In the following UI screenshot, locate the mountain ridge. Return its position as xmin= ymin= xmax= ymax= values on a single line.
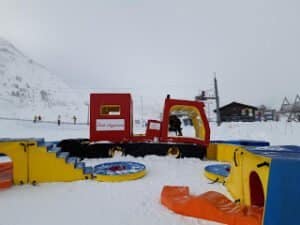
xmin=0 ymin=38 xmax=86 ymax=121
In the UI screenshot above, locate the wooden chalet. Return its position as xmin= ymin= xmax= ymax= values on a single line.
xmin=217 ymin=102 xmax=258 ymax=122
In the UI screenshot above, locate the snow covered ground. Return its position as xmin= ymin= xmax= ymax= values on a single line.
xmin=0 ymin=119 xmax=299 ymax=225
xmin=211 ymin=121 xmax=300 ymax=145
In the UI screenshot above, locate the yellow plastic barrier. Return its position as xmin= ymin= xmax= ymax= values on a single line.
xmin=0 ymin=139 xmax=149 ymax=185
xmin=0 ymin=140 xmax=90 ymax=185
xmin=225 ymin=148 xmax=271 ymax=206
xmin=208 ymin=143 xmax=271 ymax=207
xmin=28 ymin=146 xmax=88 ymax=183
xmin=206 ymin=143 xmax=217 ymax=160
xmin=0 ymin=141 xmax=31 ymax=184
xmin=207 ymin=143 xmax=240 ymax=162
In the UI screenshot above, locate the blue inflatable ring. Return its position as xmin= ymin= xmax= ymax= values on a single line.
xmin=94 ymin=161 xmax=146 ymax=182
xmin=204 ymin=164 xmax=231 ymax=183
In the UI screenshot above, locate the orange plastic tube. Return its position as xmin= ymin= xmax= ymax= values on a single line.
xmin=161 ymin=186 xmax=263 ymax=225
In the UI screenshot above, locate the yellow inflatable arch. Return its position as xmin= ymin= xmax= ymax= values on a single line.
xmin=169 ymin=105 xmax=206 ymax=140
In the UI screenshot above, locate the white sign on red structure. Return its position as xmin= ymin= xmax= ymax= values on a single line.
xmin=96 ymin=119 xmax=125 ymax=131
xmin=149 ymin=122 xmax=160 ymax=130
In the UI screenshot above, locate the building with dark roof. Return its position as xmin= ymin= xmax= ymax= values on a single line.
xmin=216 ymin=102 xmax=258 ymax=122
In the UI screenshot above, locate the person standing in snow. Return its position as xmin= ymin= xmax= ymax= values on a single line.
xmin=57 ymin=115 xmax=61 ymax=126
xmin=169 ymin=115 xmax=183 ymax=136
xmin=72 ymin=115 xmax=77 ymax=125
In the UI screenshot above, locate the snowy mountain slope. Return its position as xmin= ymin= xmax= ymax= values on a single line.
xmin=0 ymin=37 xmax=189 ymax=125
xmin=0 ymin=38 xmax=86 ymax=121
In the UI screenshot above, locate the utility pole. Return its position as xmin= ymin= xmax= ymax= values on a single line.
xmin=195 ymin=75 xmax=222 ymax=126
xmin=87 ymin=103 xmax=90 ymax=125
xmin=140 ymin=96 xmax=144 ymax=127
xmin=214 ymin=74 xmax=221 ymax=126
xmin=85 ymin=102 xmax=90 ymax=125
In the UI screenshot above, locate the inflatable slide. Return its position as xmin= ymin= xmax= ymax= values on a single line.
xmin=161 ymin=185 xmax=263 ymax=225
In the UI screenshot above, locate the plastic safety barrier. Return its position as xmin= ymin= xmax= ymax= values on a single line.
xmin=161 ymin=186 xmax=263 ymax=225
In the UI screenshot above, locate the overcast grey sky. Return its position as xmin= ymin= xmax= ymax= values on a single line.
xmin=1 ymin=0 xmax=300 ymax=108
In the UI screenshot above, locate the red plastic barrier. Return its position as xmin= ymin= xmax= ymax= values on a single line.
xmin=0 ymin=162 xmax=13 ymax=189
xmin=161 ymin=186 xmax=263 ymax=225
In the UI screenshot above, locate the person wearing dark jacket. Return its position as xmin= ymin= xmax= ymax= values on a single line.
xmin=72 ymin=115 xmax=77 ymax=124
xmin=169 ymin=115 xmax=183 ymax=136
xmin=57 ymin=115 xmax=61 ymax=126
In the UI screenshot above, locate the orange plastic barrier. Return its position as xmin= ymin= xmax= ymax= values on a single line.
xmin=0 ymin=162 xmax=13 ymax=189
xmin=161 ymin=186 xmax=263 ymax=225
